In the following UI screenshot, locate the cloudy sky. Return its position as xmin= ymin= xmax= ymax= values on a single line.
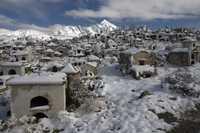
xmin=0 ymin=0 xmax=200 ymax=29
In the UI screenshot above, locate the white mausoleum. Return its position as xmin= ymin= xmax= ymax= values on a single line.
xmin=0 ymin=62 xmax=25 ymax=76
xmin=7 ymin=72 xmax=67 ymax=119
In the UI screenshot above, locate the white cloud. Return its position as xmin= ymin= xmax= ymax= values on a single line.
xmin=65 ymin=0 xmax=200 ymax=19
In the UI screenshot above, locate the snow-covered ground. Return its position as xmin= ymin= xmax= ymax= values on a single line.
xmin=0 ymin=64 xmax=199 ymax=133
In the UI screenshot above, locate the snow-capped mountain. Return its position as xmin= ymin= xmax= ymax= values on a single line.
xmin=0 ymin=20 xmax=118 ymax=40
xmin=0 ymin=29 xmax=51 ymax=40
xmin=48 ymin=25 xmax=82 ymax=40
xmin=99 ymin=19 xmax=118 ymax=31
xmin=49 ymin=19 xmax=118 ymax=38
xmin=12 ymin=29 xmax=50 ymax=40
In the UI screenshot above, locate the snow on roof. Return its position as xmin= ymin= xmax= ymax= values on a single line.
xmin=30 ymin=105 xmax=50 ymax=111
xmin=46 ymin=48 xmax=54 ymax=53
xmin=61 ymin=63 xmax=79 ymax=74
xmin=135 ymin=38 xmax=142 ymax=41
xmin=7 ymin=72 xmax=66 ymax=85
xmin=42 ymin=61 xmax=64 ymax=70
xmin=124 ymin=48 xmax=153 ymax=55
xmin=50 ymin=61 xmax=64 ymax=68
xmin=183 ymin=37 xmax=196 ymax=42
xmin=88 ymin=55 xmax=100 ymax=61
xmin=123 ymin=48 xmax=139 ymax=54
xmin=70 ymin=58 xmax=86 ymax=63
xmin=0 ymin=75 xmax=14 ymax=82
xmin=131 ymin=65 xmax=154 ymax=73
xmin=12 ymin=50 xmax=28 ymax=56
xmin=171 ymin=48 xmax=189 ymax=53
xmin=13 ymin=45 xmax=25 ymax=48
xmin=47 ymin=42 xmax=57 ymax=46
xmin=87 ymin=62 xmax=98 ymax=68
xmin=35 ymin=46 xmax=43 ymax=50
xmin=40 ymin=57 xmax=52 ymax=61
xmin=54 ymin=51 xmax=62 ymax=55
xmin=0 ymin=62 xmax=23 ymax=67
xmin=108 ymin=39 xmax=118 ymax=46
xmin=84 ymin=43 xmax=92 ymax=47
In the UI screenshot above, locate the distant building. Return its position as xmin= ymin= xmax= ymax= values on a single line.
xmin=0 ymin=62 xmax=25 ymax=76
xmin=192 ymin=43 xmax=200 ymax=63
xmin=61 ymin=63 xmax=81 ymax=91
xmin=81 ymin=62 xmax=99 ymax=78
xmin=11 ymin=48 xmax=33 ymax=63
xmin=119 ymin=48 xmax=156 ymax=73
xmin=167 ymin=48 xmax=191 ymax=66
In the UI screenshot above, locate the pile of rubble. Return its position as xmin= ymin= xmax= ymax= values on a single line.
xmin=165 ymin=68 xmax=200 ymax=97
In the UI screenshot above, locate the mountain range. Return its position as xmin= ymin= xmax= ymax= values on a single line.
xmin=0 ymin=20 xmax=118 ymax=40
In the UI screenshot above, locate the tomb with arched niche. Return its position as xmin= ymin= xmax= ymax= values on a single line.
xmin=0 ymin=62 xmax=25 ymax=76
xmin=7 ymin=72 xmax=67 ymax=119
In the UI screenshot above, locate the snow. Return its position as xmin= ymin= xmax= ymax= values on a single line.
xmin=100 ymin=19 xmax=118 ymax=31
xmin=61 ymin=63 xmax=79 ymax=74
xmin=71 ymin=64 xmax=193 ymax=133
xmin=54 ymin=51 xmax=62 ymax=56
xmin=11 ymin=29 xmax=50 ymax=40
xmin=46 ymin=48 xmax=54 ymax=53
xmin=0 ymin=63 xmax=198 ymax=133
xmin=0 ymin=20 xmax=118 ymax=41
xmin=49 ymin=24 xmax=83 ymax=39
xmin=12 ymin=50 xmax=28 ymax=56
xmin=88 ymin=55 xmax=100 ymax=61
xmin=1 ymin=57 xmax=199 ymax=133
xmin=44 ymin=65 xmax=197 ymax=132
xmin=39 ymin=118 xmax=54 ymax=130
xmin=6 ymin=72 xmax=66 ymax=85
xmin=0 ymin=29 xmax=11 ymax=35
xmin=124 ymin=47 xmax=139 ymax=54
xmin=47 ymin=42 xmax=57 ymax=47
xmin=44 ymin=61 xmax=64 ymax=69
xmin=40 ymin=57 xmax=52 ymax=61
xmin=0 ymin=62 xmax=23 ymax=67
xmin=87 ymin=62 xmax=98 ymax=68
xmin=172 ymin=47 xmax=189 ymax=52
xmin=164 ymin=64 xmax=200 ymax=97
xmin=0 ymin=76 xmax=13 ymax=82
xmin=131 ymin=65 xmax=154 ymax=73
xmin=30 ymin=105 xmax=50 ymax=111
